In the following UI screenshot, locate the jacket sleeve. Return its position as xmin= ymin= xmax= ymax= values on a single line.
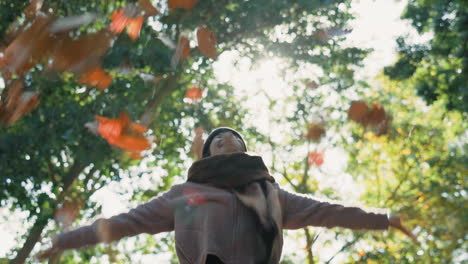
xmin=55 ymin=186 xmax=177 ymax=250
xmin=279 ymin=188 xmax=389 ymax=230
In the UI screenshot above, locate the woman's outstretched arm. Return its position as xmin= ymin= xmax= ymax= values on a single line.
xmin=38 ymin=186 xmax=178 ymax=260
xmin=278 ymin=187 xmax=417 ymax=242
xmin=279 ymin=187 xmax=388 ymax=230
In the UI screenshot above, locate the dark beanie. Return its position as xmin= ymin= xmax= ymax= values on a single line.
xmin=202 ymin=127 xmax=247 ymax=158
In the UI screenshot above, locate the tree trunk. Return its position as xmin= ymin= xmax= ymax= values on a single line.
xmin=11 ymin=217 xmax=49 ymax=264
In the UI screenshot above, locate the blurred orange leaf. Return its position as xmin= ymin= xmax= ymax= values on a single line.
xmin=308 ymin=152 xmax=324 ymax=167
xmin=126 ymin=16 xmax=144 ymax=40
xmin=1 ymin=15 xmax=55 ymax=75
xmin=171 ymin=36 xmax=190 ymax=67
xmin=348 ymin=101 xmax=390 ymax=136
xmin=109 ymin=8 xmax=144 ymax=40
xmin=306 ymin=123 xmax=325 ymax=142
xmin=197 ymin=27 xmax=217 ymax=59
xmin=94 ymin=112 xmax=150 ymax=159
xmin=78 ymin=68 xmax=112 ymax=91
xmin=348 ymin=101 xmax=369 ymax=124
xmin=190 ymin=126 xmax=205 ymax=160
xmin=0 ymin=80 xmax=40 ymax=126
xmin=54 ymin=200 xmax=82 ymax=227
xmin=139 ymin=0 xmax=159 ymax=16
xmin=307 ymin=81 xmax=318 ymax=89
xmin=50 ymin=30 xmax=113 ymax=74
xmin=110 ymin=9 xmax=128 ymax=34
xmin=168 ymin=0 xmax=197 ymax=10
xmin=365 ymin=102 xmax=386 ymax=127
xmin=24 ymin=0 xmax=44 ymax=19
xmin=185 ymin=87 xmax=203 ymax=102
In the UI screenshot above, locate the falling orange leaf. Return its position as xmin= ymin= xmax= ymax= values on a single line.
xmin=0 ymin=80 xmax=40 ymax=126
xmin=94 ymin=112 xmax=151 ymax=159
xmin=190 ymin=126 xmax=205 ymax=160
xmin=180 ymin=36 xmax=191 ymax=59
xmin=24 ymin=0 xmax=44 ymax=19
xmin=315 ymin=29 xmax=329 ymax=43
xmin=168 ymin=0 xmax=197 ymax=10
xmin=185 ymin=86 xmax=203 ymax=102
xmin=126 ymin=16 xmax=144 ymax=40
xmin=50 ymin=30 xmax=113 ymax=74
xmin=307 ymin=81 xmax=318 ymax=89
xmin=348 ymin=101 xmax=369 ymax=124
xmin=139 ymin=0 xmax=159 ymax=16
xmin=365 ymin=102 xmax=386 ymax=127
xmin=54 ymin=200 xmax=83 ymax=227
xmin=348 ymin=101 xmax=390 ymax=136
xmin=110 ymin=9 xmax=128 ymax=34
xmin=109 ymin=8 xmax=144 ymax=40
xmin=308 ymin=152 xmax=324 ymax=167
xmin=171 ymin=36 xmax=190 ymax=67
xmin=306 ymin=123 xmax=325 ymax=142
xmin=78 ymin=68 xmax=112 ymax=91
xmin=1 ymin=15 xmax=55 ymax=75
xmin=197 ymin=27 xmax=217 ymax=59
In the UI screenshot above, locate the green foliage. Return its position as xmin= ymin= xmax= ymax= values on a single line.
xmin=1 ymin=0 xmax=464 ymax=263
xmin=384 ymin=0 xmax=468 ymax=112
xmin=0 ymin=0 xmax=366 ymax=263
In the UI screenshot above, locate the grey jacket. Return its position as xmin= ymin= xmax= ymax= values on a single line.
xmin=55 ymin=182 xmax=389 ymax=263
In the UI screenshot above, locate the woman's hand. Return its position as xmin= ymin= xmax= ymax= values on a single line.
xmin=36 ymin=238 xmax=60 ymax=262
xmin=389 ymin=214 xmax=419 ymax=244
xmin=36 ymin=246 xmax=59 ymax=262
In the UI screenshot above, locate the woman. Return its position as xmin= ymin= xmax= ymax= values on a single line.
xmin=38 ymin=127 xmax=414 ymax=264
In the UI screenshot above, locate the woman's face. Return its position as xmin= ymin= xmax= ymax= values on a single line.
xmin=209 ymin=132 xmax=245 ymax=156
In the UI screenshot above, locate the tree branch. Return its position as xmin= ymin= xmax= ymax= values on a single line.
xmin=139 ymin=72 xmax=181 ymax=127
xmin=303 ymin=228 xmax=315 ymax=264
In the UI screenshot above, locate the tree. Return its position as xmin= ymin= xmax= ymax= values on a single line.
xmin=0 ymin=0 xmax=366 ymax=263
xmin=340 ymin=75 xmax=466 ymax=263
xmin=384 ymin=0 xmax=468 ymax=113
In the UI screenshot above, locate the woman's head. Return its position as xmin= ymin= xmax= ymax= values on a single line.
xmin=202 ymin=127 xmax=247 ymax=158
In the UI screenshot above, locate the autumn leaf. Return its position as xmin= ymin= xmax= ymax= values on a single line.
xmin=348 ymin=101 xmax=390 ymax=136
xmin=171 ymin=36 xmax=190 ymax=68
xmin=185 ymin=86 xmax=203 ymax=102
xmin=109 ymin=8 xmax=144 ymax=40
xmin=168 ymin=0 xmax=197 ymax=11
xmin=315 ymin=29 xmax=329 ymax=43
xmin=126 ymin=16 xmax=144 ymax=40
xmin=190 ymin=126 xmax=205 ymax=160
xmin=139 ymin=0 xmax=159 ymax=16
xmin=1 ymin=14 xmax=55 ymax=75
xmin=24 ymin=0 xmax=44 ymax=19
xmin=78 ymin=67 xmax=112 ymax=91
xmin=0 ymin=80 xmax=40 ymax=126
xmin=365 ymin=102 xmax=387 ymax=127
xmin=197 ymin=27 xmax=218 ymax=59
xmin=50 ymin=30 xmax=113 ymax=74
xmin=54 ymin=200 xmax=83 ymax=228
xmin=307 ymin=81 xmax=318 ymax=89
xmin=93 ymin=112 xmax=151 ymax=159
xmin=305 ymin=123 xmax=325 ymax=142
xmin=109 ymin=9 xmax=128 ymax=34
xmin=308 ymin=152 xmax=324 ymax=167
xmin=348 ymin=101 xmax=369 ymax=124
